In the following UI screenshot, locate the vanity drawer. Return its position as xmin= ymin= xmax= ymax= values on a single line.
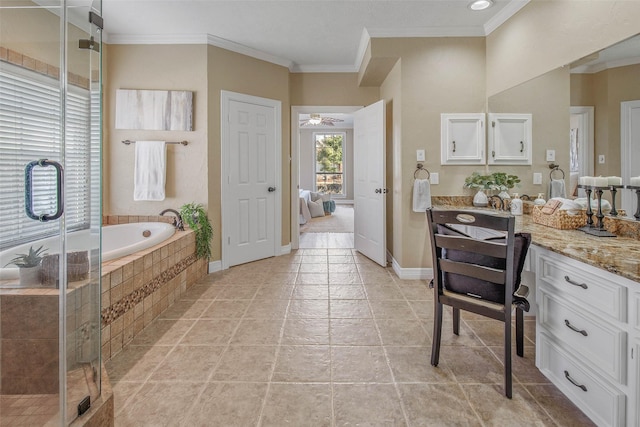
xmin=539 ymin=290 xmax=626 ymax=384
xmin=537 ymin=333 xmax=626 ymax=427
xmin=538 ymin=254 xmax=626 ymax=322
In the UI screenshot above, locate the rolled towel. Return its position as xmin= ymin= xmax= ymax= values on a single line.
xmin=549 ymin=179 xmax=566 ymax=199
xmin=412 ymin=179 xmax=432 ymax=213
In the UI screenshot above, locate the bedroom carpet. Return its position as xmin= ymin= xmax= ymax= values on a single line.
xmin=301 ymin=204 xmax=354 ymax=233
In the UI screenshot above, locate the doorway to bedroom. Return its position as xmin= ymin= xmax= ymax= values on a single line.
xmin=293 ymin=108 xmax=356 ymax=249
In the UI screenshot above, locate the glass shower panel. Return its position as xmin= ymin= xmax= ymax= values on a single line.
xmin=0 ymin=0 xmax=102 ymax=425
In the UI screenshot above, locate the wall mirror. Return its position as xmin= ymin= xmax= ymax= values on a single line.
xmin=488 ymin=33 xmax=640 ymax=217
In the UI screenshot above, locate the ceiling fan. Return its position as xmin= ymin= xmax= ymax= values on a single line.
xmin=300 ymin=113 xmax=344 ymax=127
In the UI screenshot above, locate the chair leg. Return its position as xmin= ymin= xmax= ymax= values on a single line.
xmin=516 ymin=307 xmax=524 ymax=357
xmin=431 ymin=301 xmax=443 ymax=366
xmin=452 ymin=307 xmax=460 ymax=335
xmin=504 ymin=313 xmax=513 ymax=399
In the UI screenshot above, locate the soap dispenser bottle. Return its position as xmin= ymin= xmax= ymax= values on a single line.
xmin=510 ymin=193 xmax=523 ymax=216
xmin=534 ymin=193 xmax=546 ymax=206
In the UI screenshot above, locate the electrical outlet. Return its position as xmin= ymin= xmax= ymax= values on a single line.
xmin=430 ymin=172 xmax=439 ymax=185
xmin=546 ymin=150 xmax=556 ymax=162
xmin=416 ymin=149 xmax=425 ymax=162
xmin=599 ymin=154 xmax=605 ymax=164
xmin=533 ymin=173 xmax=542 ymax=185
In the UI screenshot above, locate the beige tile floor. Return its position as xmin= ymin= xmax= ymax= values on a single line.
xmin=106 ymin=245 xmax=594 ymax=427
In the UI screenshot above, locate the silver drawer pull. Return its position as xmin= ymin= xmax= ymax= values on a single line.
xmin=564 ymin=275 xmax=588 ymax=289
xmin=564 ymin=370 xmax=587 ymax=392
xmin=564 ymin=319 xmax=588 ymax=336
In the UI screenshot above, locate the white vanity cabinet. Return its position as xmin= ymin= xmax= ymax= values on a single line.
xmin=534 ymin=246 xmax=640 ymax=427
xmin=488 ymin=113 xmax=532 ymax=165
xmin=440 ymin=113 xmax=485 ymax=165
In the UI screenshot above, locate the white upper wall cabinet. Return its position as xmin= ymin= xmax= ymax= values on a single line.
xmin=440 ymin=113 xmax=486 ymax=165
xmin=488 ymin=113 xmax=532 ymax=165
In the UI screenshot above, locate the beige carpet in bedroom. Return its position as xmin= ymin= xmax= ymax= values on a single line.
xmin=300 ymin=204 xmax=354 ymax=233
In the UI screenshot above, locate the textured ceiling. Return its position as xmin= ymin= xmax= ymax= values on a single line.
xmin=102 ymin=0 xmax=528 ymax=72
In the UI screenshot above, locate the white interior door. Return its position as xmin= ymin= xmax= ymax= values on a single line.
xmin=353 ymin=100 xmax=386 ymax=266
xmin=222 ymin=91 xmax=281 ymax=268
xmin=570 ymin=106 xmax=594 ymax=198
xmin=621 ymin=100 xmax=640 ymax=215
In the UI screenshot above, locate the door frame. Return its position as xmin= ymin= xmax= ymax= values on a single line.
xmin=570 ymin=106 xmax=594 ymax=197
xmin=621 ymin=100 xmax=640 ymax=214
xmin=221 ymin=90 xmax=282 ymax=269
xmin=291 ymin=105 xmax=361 ymax=250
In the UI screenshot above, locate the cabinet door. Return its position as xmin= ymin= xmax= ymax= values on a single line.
xmin=440 ymin=113 xmax=485 ymax=165
xmin=488 ymin=113 xmax=532 ymax=165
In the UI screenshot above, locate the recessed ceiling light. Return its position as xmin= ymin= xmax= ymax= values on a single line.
xmin=468 ymin=0 xmax=494 ymax=11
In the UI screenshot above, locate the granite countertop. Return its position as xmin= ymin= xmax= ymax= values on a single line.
xmin=430 ymin=199 xmax=640 ymax=283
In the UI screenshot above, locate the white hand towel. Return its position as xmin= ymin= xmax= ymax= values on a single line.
xmin=134 ymin=141 xmax=166 ymax=201
xmin=412 ymin=179 xmax=432 ymax=213
xmin=549 ymin=179 xmax=566 ymax=199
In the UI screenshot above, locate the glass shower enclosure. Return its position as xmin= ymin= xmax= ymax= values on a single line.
xmin=0 ymin=0 xmax=103 ymax=425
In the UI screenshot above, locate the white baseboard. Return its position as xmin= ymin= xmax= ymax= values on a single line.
xmin=390 ymin=255 xmax=433 ymax=280
xmin=280 ymin=244 xmax=292 ymax=255
xmin=208 ymin=260 xmax=222 ymax=273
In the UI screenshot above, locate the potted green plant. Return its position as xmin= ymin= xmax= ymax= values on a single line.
xmin=4 ymin=245 xmax=48 ymax=286
xmin=463 ymin=172 xmax=495 ymax=206
xmin=180 ymin=202 xmax=213 ymax=260
xmin=490 ymin=172 xmax=521 ymax=199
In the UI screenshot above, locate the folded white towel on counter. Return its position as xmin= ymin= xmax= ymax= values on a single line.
xmin=573 ymin=197 xmax=612 ymax=212
xmin=134 ymin=141 xmax=166 ymax=201
xmin=412 ymin=179 xmax=432 ymax=213
xmin=549 ymin=179 xmax=566 ymax=199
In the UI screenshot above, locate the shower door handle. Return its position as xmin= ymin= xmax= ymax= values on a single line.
xmin=25 ymin=159 xmax=64 ymax=222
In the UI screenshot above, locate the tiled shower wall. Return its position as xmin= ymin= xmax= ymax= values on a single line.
xmin=100 ymin=216 xmax=208 ymax=361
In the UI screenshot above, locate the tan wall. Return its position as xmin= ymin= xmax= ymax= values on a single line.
xmin=207 ymin=45 xmax=291 ymax=260
xmin=0 ymin=2 xmax=93 ymax=78
xmin=571 ymin=64 xmax=640 ymax=177
xmin=289 ymin=73 xmax=379 ymax=106
xmin=374 ymin=37 xmax=486 ymax=268
xmin=299 ymin=128 xmax=354 ymax=201
xmin=104 ymin=44 xmax=209 ymax=218
xmin=486 ymin=0 xmax=640 ymax=97
xmin=488 ymin=67 xmax=570 ymax=197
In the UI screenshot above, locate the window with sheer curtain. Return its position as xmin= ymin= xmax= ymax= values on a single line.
xmin=0 ymin=63 xmax=94 ymax=250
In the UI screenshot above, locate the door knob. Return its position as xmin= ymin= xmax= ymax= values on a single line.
xmin=268 ymin=187 xmax=276 ymax=192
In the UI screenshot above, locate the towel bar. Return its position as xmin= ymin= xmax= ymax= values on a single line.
xmin=122 ymin=140 xmax=188 ymax=146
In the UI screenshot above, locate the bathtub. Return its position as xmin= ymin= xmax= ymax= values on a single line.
xmin=102 ymin=222 xmax=175 ymax=262
xmin=0 ymin=222 xmax=174 ymax=281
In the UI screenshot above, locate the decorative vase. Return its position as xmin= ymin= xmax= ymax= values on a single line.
xmin=18 ymin=265 xmax=41 ymax=287
xmin=498 ymin=190 xmax=511 ymax=200
xmin=473 ymin=189 xmax=489 ymax=207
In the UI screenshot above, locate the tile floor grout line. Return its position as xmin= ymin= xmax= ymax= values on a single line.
xmin=255 ymin=279 xmax=296 ymax=427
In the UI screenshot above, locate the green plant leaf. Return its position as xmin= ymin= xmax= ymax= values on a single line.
xmin=179 ymin=203 xmax=213 ymax=260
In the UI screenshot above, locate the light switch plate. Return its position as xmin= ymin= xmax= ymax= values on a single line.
xmin=430 ymin=172 xmax=439 ymax=185
xmin=546 ymin=150 xmax=556 ymax=162
xmin=533 ymin=172 xmax=542 ymax=185
xmin=417 ymin=149 xmax=425 ymax=161
xmin=599 ymin=154 xmax=605 ymax=164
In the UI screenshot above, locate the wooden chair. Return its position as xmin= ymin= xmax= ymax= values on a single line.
xmin=426 ymin=208 xmax=531 ymax=398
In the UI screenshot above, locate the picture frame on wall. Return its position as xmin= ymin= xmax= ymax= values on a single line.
xmin=115 ymin=89 xmax=193 ymax=131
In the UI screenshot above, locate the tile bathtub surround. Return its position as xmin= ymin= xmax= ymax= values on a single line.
xmin=101 ymin=227 xmax=208 ymax=361
xmin=106 ymin=249 xmax=593 ymax=426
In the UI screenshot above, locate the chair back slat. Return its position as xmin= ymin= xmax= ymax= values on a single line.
xmin=439 ymin=258 xmax=506 ymax=285
xmin=435 ymin=234 xmax=507 ymax=259
xmin=429 ymin=210 xmax=512 ymax=232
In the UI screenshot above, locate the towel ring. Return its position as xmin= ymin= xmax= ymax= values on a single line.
xmin=414 ymin=163 xmax=430 ymax=180
xmin=549 ymin=164 xmax=565 ymax=180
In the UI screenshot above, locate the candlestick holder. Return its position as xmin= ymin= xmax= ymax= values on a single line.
xmin=608 ymin=185 xmax=624 ymax=216
xmin=627 ymin=185 xmax=640 ymax=221
xmin=577 ymin=185 xmax=616 ymax=237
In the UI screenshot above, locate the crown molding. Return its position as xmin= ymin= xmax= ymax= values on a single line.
xmin=104 ymin=32 xmax=294 ymax=70
xmin=484 ymin=0 xmax=530 ymax=35
xmin=290 ymin=64 xmax=360 ymax=73
xmin=571 ymin=56 xmax=640 ymax=74
xmin=366 ymin=26 xmax=486 ymax=38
